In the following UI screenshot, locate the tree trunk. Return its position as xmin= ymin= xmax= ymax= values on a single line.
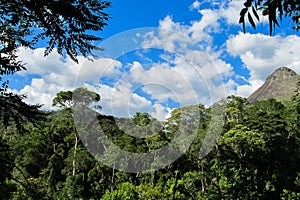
xmin=110 ymin=162 xmax=115 ymax=192
xmin=72 ymin=132 xmax=78 ymax=176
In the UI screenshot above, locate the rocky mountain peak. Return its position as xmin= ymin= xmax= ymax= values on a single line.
xmin=266 ymin=67 xmax=297 ymax=81
xmin=247 ymin=67 xmax=299 ymax=104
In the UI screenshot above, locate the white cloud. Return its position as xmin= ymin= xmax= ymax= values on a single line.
xmin=129 ymin=61 xmax=190 ymax=103
xmin=14 ymin=47 xmax=123 ymax=109
xmin=227 ymin=32 xmax=300 ymax=81
xmin=189 ymin=9 xmax=220 ymax=42
xmin=235 ymin=79 xmax=265 ymax=97
xmin=227 ymin=32 xmax=300 ymax=97
xmin=141 ymin=11 xmax=221 ymax=52
xmin=17 ymin=47 xmax=122 ymax=86
xmin=218 ymin=0 xmax=246 ymax=25
xmin=190 ymin=0 xmax=201 ymax=10
xmin=18 ymin=78 xmax=68 ymax=109
xmin=129 ymin=60 xmax=213 ymax=106
xmin=190 ymin=0 xmax=268 ymax=26
xmin=150 ymin=103 xmax=172 ymax=121
xmin=189 ymin=0 xmax=243 ymax=25
xmin=141 ymin=16 xmax=193 ymax=53
xmin=16 ymin=47 xmax=62 ymax=76
xmin=13 ymin=47 xmax=180 ymax=120
xmin=139 ymin=15 xmax=234 ymax=105
xmin=95 ymin=82 xmax=152 ymax=118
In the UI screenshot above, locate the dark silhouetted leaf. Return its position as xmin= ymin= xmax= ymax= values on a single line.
xmin=240 ymin=0 xmax=299 ymax=35
xmin=239 ymin=8 xmax=248 ymax=32
xmin=240 ymin=8 xmax=248 ymax=17
xmin=269 ymin=14 xmax=273 ymax=35
xmin=248 ymin=12 xmax=256 ymax=29
xmin=244 ymin=0 xmax=252 ymax=7
xmin=252 ymin=6 xmax=260 ymax=21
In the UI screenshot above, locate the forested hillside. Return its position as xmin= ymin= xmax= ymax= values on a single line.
xmin=1 ymin=0 xmax=300 ymax=199
xmin=1 ymin=86 xmax=300 ymax=199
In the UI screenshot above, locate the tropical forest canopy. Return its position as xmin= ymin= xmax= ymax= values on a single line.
xmin=1 ymin=92 xmax=300 ymax=199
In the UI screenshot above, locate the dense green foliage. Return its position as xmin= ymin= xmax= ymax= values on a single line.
xmin=1 ymin=93 xmax=300 ymax=199
xmin=1 ymin=1 xmax=300 ymax=199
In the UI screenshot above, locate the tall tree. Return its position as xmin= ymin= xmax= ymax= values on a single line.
xmin=52 ymin=91 xmax=74 ymax=109
xmin=53 ymin=87 xmax=101 ymax=177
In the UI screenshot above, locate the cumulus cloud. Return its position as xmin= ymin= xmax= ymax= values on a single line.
xmin=17 ymin=47 xmax=64 ymax=76
xmin=189 ymin=9 xmax=220 ymax=42
xmin=129 ymin=61 xmax=199 ymax=104
xmin=189 ymin=0 xmax=201 ymax=10
xmin=10 ymin=1 xmax=300 ymax=121
xmin=15 ymin=48 xmax=123 ymax=108
xmin=14 ymin=47 xmax=175 ymax=120
xmin=226 ymin=32 xmax=300 ymax=97
xmin=218 ymin=0 xmax=246 ymax=25
xmin=141 ymin=9 xmax=222 ymax=52
xmin=17 ymin=48 xmax=123 ymax=87
xmin=191 ymin=0 xmax=268 ymax=25
xmin=17 ymin=78 xmax=69 ymax=108
xmin=93 ymin=82 xmax=152 ymax=117
xmin=235 ymin=79 xmax=265 ymax=97
xmin=141 ymin=16 xmax=193 ymax=53
xmin=140 ymin=15 xmax=233 ymax=105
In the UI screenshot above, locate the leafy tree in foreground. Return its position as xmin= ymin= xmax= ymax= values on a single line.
xmin=239 ymin=0 xmax=300 ymax=35
xmin=0 ymin=2 xmax=111 ymax=195
xmin=0 ymin=0 xmax=111 ymax=133
xmin=0 ymin=0 xmax=112 ymax=74
xmin=0 ymin=90 xmax=45 ymax=132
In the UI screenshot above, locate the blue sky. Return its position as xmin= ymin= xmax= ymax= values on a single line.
xmin=8 ymin=0 xmax=300 ymax=120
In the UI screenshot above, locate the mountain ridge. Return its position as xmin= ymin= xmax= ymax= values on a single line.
xmin=247 ymin=67 xmax=300 ymax=104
